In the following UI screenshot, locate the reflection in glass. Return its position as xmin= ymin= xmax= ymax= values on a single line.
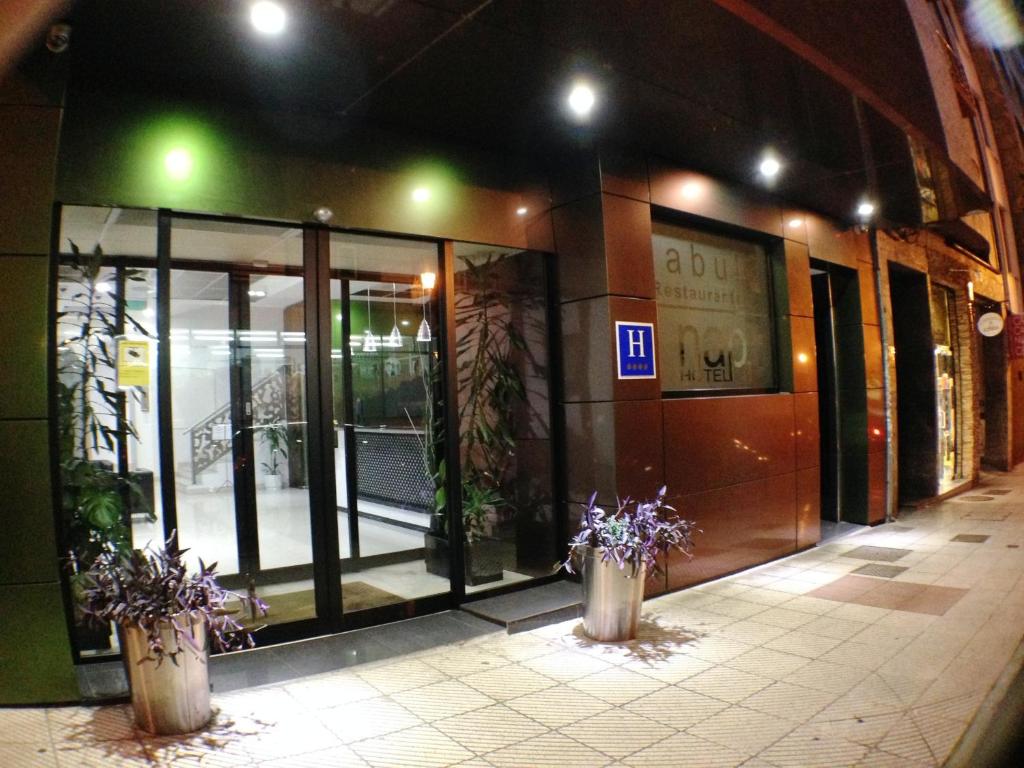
xmin=453 ymin=244 xmax=555 ymax=593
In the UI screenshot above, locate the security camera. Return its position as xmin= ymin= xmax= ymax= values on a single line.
xmin=46 ymin=23 xmax=71 ymax=54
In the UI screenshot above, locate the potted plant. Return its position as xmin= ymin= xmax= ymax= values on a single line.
xmin=258 ymin=420 xmax=288 ymax=490
xmin=78 ymin=533 xmax=268 ymax=735
xmin=56 ymin=243 xmax=155 ymax=649
xmin=562 ymin=487 xmax=698 ymax=642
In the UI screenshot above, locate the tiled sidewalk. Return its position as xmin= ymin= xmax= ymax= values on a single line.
xmin=4 ymin=474 xmax=1024 ymax=767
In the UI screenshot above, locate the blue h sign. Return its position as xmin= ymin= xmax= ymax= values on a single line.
xmin=615 ymin=321 xmax=656 ymax=379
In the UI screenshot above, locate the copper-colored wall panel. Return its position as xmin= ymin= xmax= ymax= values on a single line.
xmin=790 ymin=316 xmax=818 ymax=393
xmin=866 ymin=387 xmax=886 ymax=454
xmin=564 ymin=402 xmax=617 ymax=506
xmin=863 ymin=326 xmax=883 ymax=389
xmin=609 ymin=297 xmax=661 ymax=401
xmin=0 ymin=106 xmax=61 ymax=255
xmin=561 ymin=297 xmax=613 ymax=403
xmin=794 ymin=392 xmax=820 ymax=469
xmin=603 ymin=194 xmax=655 ymax=299
xmin=648 ymin=165 xmax=783 ymax=237
xmin=614 ymin=399 xmax=664 ymax=500
xmin=796 ymin=466 xmax=821 ymax=548
xmin=785 ymin=240 xmax=814 ymax=318
xmin=782 ymin=213 xmax=808 ymax=244
xmin=858 ymin=265 xmax=879 ymax=326
xmin=666 ymin=476 xmax=794 ymax=590
xmin=663 ymin=394 xmax=795 ymax=494
xmin=600 ymin=150 xmax=650 ymax=202
xmin=804 ymin=213 xmax=864 ymax=268
xmin=553 ymin=194 xmax=607 ymax=302
xmin=868 ymin=450 xmax=886 ymax=524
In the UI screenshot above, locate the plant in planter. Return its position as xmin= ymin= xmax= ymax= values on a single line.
xmin=258 ymin=420 xmax=288 ymax=490
xmin=562 ymin=487 xmax=698 ymax=642
xmin=78 ymin=532 xmax=268 ymax=735
xmin=57 ymin=243 xmax=155 ymax=648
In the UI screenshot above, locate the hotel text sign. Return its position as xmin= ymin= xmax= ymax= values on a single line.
xmin=616 ymin=321 xmax=656 ymax=379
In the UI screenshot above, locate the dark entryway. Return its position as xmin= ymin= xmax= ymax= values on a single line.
xmin=889 ymin=264 xmax=938 ymax=504
xmin=810 ymin=259 xmax=869 ymax=527
xmin=978 ymin=298 xmax=1010 ymax=471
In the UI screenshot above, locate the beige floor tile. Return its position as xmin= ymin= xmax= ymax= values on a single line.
xmin=725 ymin=647 xmax=811 ymax=680
xmin=460 ymin=664 xmax=558 ymax=701
xmin=315 ymin=696 xmax=422 ymax=743
xmin=680 ymin=666 xmax=773 ymax=704
xmin=259 ymin=744 xmax=369 ymax=767
xmin=392 ymin=680 xmax=495 ymax=722
xmin=799 ymin=615 xmax=870 ymax=640
xmin=701 ymin=598 xmax=769 ymax=620
xmin=686 ymin=705 xmax=795 ymax=755
xmin=0 ymin=709 xmax=50 ymax=745
xmin=285 ymin=674 xmax=382 ymax=710
xmin=560 ymin=709 xmax=674 ymax=759
xmin=0 ymin=744 xmax=56 ymax=768
xmin=484 ymin=731 xmax=613 ymax=768
xmin=47 ymin=705 xmax=136 ymax=744
xmin=520 ymin=648 xmax=614 ymax=681
xmin=682 ymin=635 xmax=755 ymax=664
xmin=623 ymin=686 xmax=729 ymax=730
xmin=740 ymin=681 xmax=838 ymax=722
xmin=568 ymin=666 xmax=667 ymax=705
xmin=824 ymin=603 xmax=893 ymax=623
xmin=783 ymin=659 xmax=871 ymax=695
xmin=911 ymin=712 xmax=966 ymax=765
xmin=763 ymin=631 xmax=843 ymax=659
xmin=731 ymin=587 xmax=794 ymax=607
xmin=350 ymin=724 xmax=474 ymax=768
xmin=356 ymin=659 xmax=447 ymax=695
xmin=433 ymin=704 xmax=548 ymax=754
xmin=504 ymin=685 xmax=612 ymax=728
xmin=472 ymin=634 xmax=559 ymax=662
xmin=421 ymin=648 xmax=513 ymax=678
xmin=54 ymin=740 xmax=157 ymax=767
xmin=819 ymin=640 xmax=888 ymax=671
xmin=762 ymin=579 xmax=820 ymax=595
xmin=743 ymin=607 xmax=817 ymax=631
xmin=876 ymin=716 xmax=936 ymax=764
xmin=712 ymin=619 xmax=790 ymax=646
xmin=812 ymin=710 xmax=903 ymax=748
xmin=620 ymin=732 xmax=750 ymax=768
xmin=854 ymin=747 xmax=933 ymax=767
xmin=621 ymin=649 xmax=715 ymax=683
xmin=766 ymin=597 xmax=835 ymax=617
xmin=756 ymin=723 xmax=869 ymax=767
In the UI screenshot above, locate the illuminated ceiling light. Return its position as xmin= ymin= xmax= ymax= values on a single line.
xmin=335 ymin=313 xmax=343 ymax=321
xmin=681 ymin=180 xmax=702 ymax=200
xmin=401 ymin=320 xmax=410 ymax=327
xmin=797 ymin=353 xmax=809 ymax=364
xmin=250 ymin=1 xmax=286 ymax=35
xmin=516 ymin=206 xmax=528 ymax=216
xmin=164 ymin=148 xmax=194 ymax=181
xmin=758 ymin=155 xmax=781 ymax=178
xmin=95 ymin=281 xmax=112 ymax=293
xmin=411 ymin=187 xmax=431 ymax=203
xmin=248 ymin=289 xmax=266 ymax=298
xmin=143 ymin=307 xmax=156 ymax=319
xmin=788 ymin=218 xmax=804 ymax=228
xmin=567 ymin=82 xmax=596 ymax=117
xmin=420 ymin=272 xmax=437 ymax=291
xmin=416 ymin=317 xmax=432 ymax=343
xmin=857 ymin=200 xmax=876 ymax=218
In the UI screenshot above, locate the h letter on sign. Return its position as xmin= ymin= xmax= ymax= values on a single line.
xmin=615 ymin=321 xmax=656 ymax=379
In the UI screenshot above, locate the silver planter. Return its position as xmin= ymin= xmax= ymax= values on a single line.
xmin=122 ymin=612 xmax=212 ymax=735
xmin=582 ymin=547 xmax=645 ymax=642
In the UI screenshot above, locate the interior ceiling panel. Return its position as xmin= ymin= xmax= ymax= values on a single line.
xmin=64 ymin=0 xmax=953 ymax=224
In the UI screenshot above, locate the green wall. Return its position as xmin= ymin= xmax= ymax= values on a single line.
xmin=0 ymin=53 xmax=79 ymax=704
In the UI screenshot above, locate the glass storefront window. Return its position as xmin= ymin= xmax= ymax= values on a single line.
xmin=931 ymin=284 xmax=961 ymax=489
xmin=652 ymin=220 xmax=777 ymax=393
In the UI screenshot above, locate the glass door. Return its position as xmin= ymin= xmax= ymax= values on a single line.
xmin=169 ymin=219 xmax=316 ymax=628
xmin=329 ymin=233 xmax=450 ymax=616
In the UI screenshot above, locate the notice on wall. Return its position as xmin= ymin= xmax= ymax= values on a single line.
xmin=652 ymin=221 xmax=775 ymax=392
xmin=116 ymin=338 xmax=151 ymax=388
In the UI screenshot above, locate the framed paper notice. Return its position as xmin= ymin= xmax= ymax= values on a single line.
xmin=116 ymin=338 xmax=150 ymax=388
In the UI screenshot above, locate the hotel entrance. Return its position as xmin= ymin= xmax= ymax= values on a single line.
xmin=55 ymin=207 xmax=558 ymax=658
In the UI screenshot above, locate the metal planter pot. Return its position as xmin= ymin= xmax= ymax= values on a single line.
xmin=122 ymin=612 xmax=212 ymax=735
xmin=582 ymin=547 xmax=645 ymax=642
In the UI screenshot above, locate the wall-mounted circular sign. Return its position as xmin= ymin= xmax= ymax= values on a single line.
xmin=977 ymin=312 xmax=1004 ymax=337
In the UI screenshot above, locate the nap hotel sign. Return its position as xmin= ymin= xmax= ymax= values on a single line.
xmin=616 ymin=321 xmax=656 ymax=379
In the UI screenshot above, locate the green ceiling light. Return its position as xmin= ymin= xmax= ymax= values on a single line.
xmin=164 ymin=148 xmax=194 ymax=181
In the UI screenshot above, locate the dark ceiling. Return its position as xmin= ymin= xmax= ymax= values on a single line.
xmin=61 ymin=0 xmax=963 ymax=224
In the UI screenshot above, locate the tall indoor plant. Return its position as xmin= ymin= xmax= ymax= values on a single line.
xmin=563 ymin=487 xmax=698 ymax=641
xmin=258 ymin=420 xmax=289 ymax=490
xmin=57 ymin=243 xmax=155 ymax=646
xmin=79 ymin=533 xmax=268 ymax=734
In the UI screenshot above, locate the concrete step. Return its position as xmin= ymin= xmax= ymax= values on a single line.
xmin=461 ymin=580 xmax=582 ymax=634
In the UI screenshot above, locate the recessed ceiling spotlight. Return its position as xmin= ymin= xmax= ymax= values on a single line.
xmin=411 ymin=187 xmax=430 ymax=203
xmin=95 ymin=281 xmax=112 ymax=294
xmin=788 ymin=218 xmax=804 ymax=228
xmin=857 ymin=200 xmax=876 ymax=218
xmin=567 ymin=82 xmax=596 ymax=117
xmin=759 ymin=155 xmax=781 ymax=178
xmin=251 ymin=2 xmax=286 ymax=35
xmin=248 ymin=289 xmax=267 ymax=298
xmin=681 ymin=180 xmax=702 ymax=200
xmin=164 ymin=148 xmax=193 ymax=181
xmin=516 ymin=206 xmax=528 ymax=216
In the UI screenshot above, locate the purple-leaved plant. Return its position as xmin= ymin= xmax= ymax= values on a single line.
xmin=78 ymin=532 xmax=268 ymax=665
xmin=562 ymin=487 xmax=698 ymax=577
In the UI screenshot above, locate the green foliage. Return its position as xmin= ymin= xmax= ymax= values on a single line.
xmin=258 ymin=421 xmax=288 ymax=475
